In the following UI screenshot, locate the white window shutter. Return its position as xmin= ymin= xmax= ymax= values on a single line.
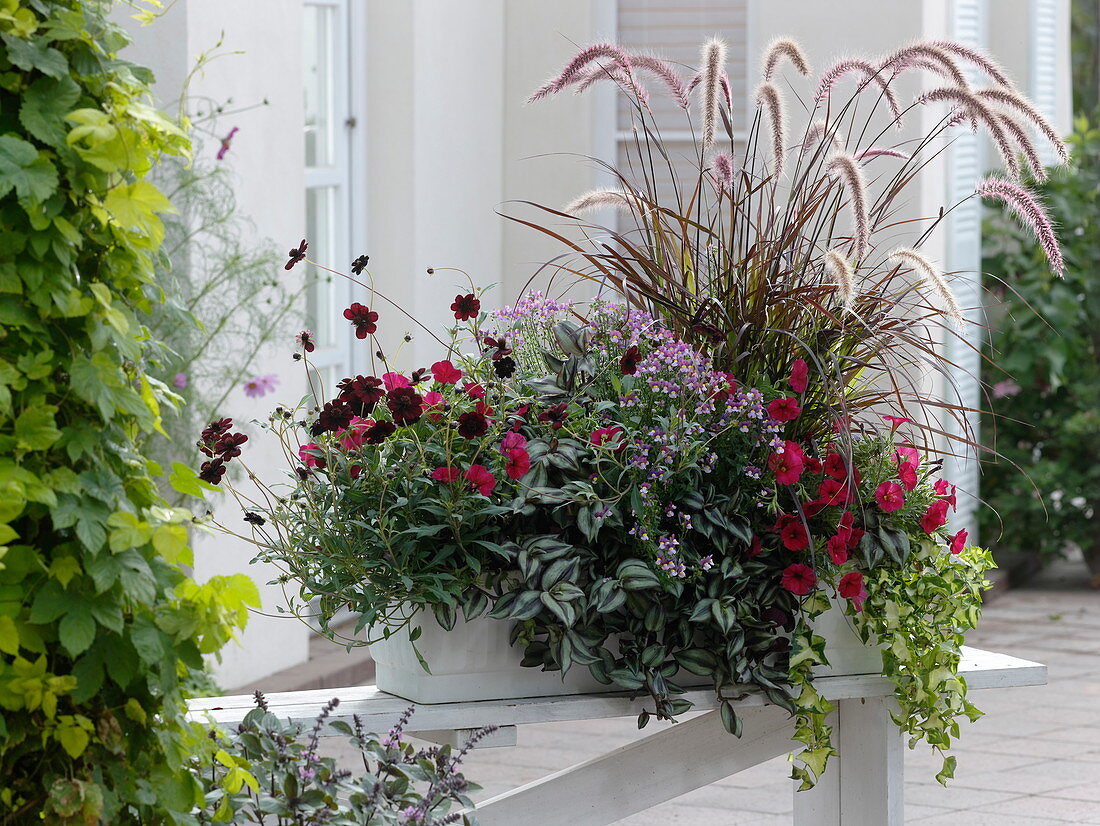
xmin=943 ymin=0 xmax=987 ymax=540
xmin=1030 ymin=0 xmax=1061 ymax=166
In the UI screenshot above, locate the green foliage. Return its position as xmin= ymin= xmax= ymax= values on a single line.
xmin=980 ymin=116 xmax=1100 ymax=568
xmin=0 ymin=2 xmax=257 ymax=822
xmin=193 ymin=697 xmax=486 ymax=825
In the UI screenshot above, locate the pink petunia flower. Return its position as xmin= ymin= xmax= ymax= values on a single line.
xmin=775 ymin=514 xmax=809 ymax=551
xmin=781 ymin=563 xmax=816 ymax=596
xmin=921 ymin=499 xmax=949 ymax=534
xmin=298 ymin=443 xmax=326 ymax=468
xmin=504 ymin=448 xmax=531 ymax=480
xmin=826 ymin=534 xmax=849 ymax=565
xmin=338 ymin=416 xmax=373 ymax=450
xmin=934 ymin=479 xmax=958 ymax=510
xmin=431 ymin=360 xmax=463 ymax=385
xmin=430 ymin=466 xmax=460 ymax=483
xmin=590 ymin=426 xmax=626 ymax=451
xmin=875 ymin=481 xmax=905 ymax=513
xmin=422 ymin=391 xmax=445 ymax=422
xmin=789 ymin=358 xmax=809 ymax=393
xmin=462 ymin=381 xmax=486 ymax=400
xmin=895 ymin=444 xmax=920 ymax=466
xmin=882 ymin=415 xmax=912 ymax=431
xmin=896 ymin=460 xmax=918 ymax=491
xmin=464 ymin=464 xmax=497 ymax=496
xmin=767 ymin=397 xmax=801 ymax=422
xmin=950 ymin=528 xmax=968 ymax=555
xmin=382 ymin=372 xmax=411 ymax=391
xmin=838 ymin=571 xmax=867 ymax=611
xmin=768 ymin=441 xmax=805 ymax=485
xmin=501 ymin=431 xmax=527 ymax=453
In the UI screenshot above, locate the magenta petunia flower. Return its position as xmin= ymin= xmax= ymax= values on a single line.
xmin=767 ymin=397 xmax=801 ymax=422
xmin=431 ymin=466 xmax=460 ymax=483
xmin=504 ymin=448 xmax=531 ymax=480
xmin=431 ymin=360 xmax=463 ymax=385
xmin=780 ymin=563 xmax=816 ymax=596
xmin=920 ymin=499 xmax=949 ymax=534
xmin=875 ymin=481 xmax=905 ymax=513
xmin=838 ymin=571 xmax=867 ymax=611
xmin=788 ymin=358 xmax=809 ymax=393
xmin=464 ymin=463 xmax=497 ymax=496
xmin=950 ymin=528 xmax=969 ymax=555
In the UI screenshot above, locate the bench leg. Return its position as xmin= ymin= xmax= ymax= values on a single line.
xmin=793 ymin=697 xmax=903 ymax=825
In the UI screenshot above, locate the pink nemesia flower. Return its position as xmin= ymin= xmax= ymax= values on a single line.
xmin=781 ymin=563 xmax=816 ymax=596
xmin=431 ymin=360 xmax=463 ymax=385
xmin=382 ymin=372 xmax=410 ymax=391
xmin=838 ymin=571 xmax=867 ymax=611
xmin=950 ymin=528 xmax=968 ymax=555
xmin=464 ymin=464 xmax=497 ymax=496
xmin=431 ymin=466 xmax=460 ymax=483
xmin=921 ymin=499 xmax=950 ymax=534
xmin=875 ymin=481 xmax=905 ymax=513
xmin=789 ymin=358 xmax=809 ymax=393
xmin=501 ymin=431 xmax=527 ymax=453
xmin=767 ymin=397 xmax=801 ymax=422
xmin=243 ymin=373 xmax=279 ymax=399
xmin=504 ymin=448 xmax=531 ymax=480
xmin=299 ymin=443 xmax=326 ymax=468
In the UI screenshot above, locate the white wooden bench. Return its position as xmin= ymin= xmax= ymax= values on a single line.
xmin=188 ymin=646 xmax=1045 ymax=826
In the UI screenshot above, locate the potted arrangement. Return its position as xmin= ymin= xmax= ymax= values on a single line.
xmin=192 ymin=36 xmax=1066 ymax=789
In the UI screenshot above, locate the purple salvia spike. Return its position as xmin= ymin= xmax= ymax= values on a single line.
xmin=976 ymin=175 xmax=1065 ymax=276
xmin=917 ymin=87 xmax=1021 ymax=180
xmin=855 ymin=147 xmax=911 ymax=162
xmin=997 ymin=113 xmax=1049 ymax=183
xmin=814 ymin=58 xmax=903 ymax=124
xmin=881 ymin=43 xmax=969 ymax=89
xmin=927 ymin=39 xmax=1015 ymax=89
xmin=762 ymin=38 xmax=810 ymax=81
xmin=825 ymin=153 xmax=870 ymax=261
xmin=975 ymin=87 xmax=1070 ymax=163
xmin=629 ymin=54 xmax=690 ymax=108
xmin=528 ymin=43 xmax=634 ymax=102
xmin=700 ymin=38 xmax=727 ymax=150
xmin=756 ymin=82 xmax=785 ymax=178
xmin=890 ymin=248 xmax=963 ymax=328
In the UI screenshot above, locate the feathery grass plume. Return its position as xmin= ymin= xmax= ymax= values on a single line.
xmin=881 ymin=43 xmax=969 ymax=88
xmin=564 ymin=189 xmax=637 ymax=215
xmin=814 ymin=59 xmax=903 ymax=123
xmin=762 ymin=37 xmax=810 ymax=80
xmin=855 ymin=147 xmax=911 ymax=162
xmin=823 ymin=248 xmax=856 ymax=310
xmin=917 ymin=86 xmax=1022 ymax=180
xmin=529 ymin=43 xmax=634 ymax=102
xmin=976 ymin=175 xmax=1065 ymax=275
xmin=825 ymin=153 xmax=870 ymax=260
xmin=997 ymin=113 xmax=1049 ymax=182
xmin=975 ymin=87 xmax=1070 ymax=163
xmin=928 ymin=39 xmax=1015 ymax=88
xmin=801 ymin=120 xmax=843 ymax=155
xmin=629 ymin=54 xmax=690 ymax=108
xmin=712 ymin=153 xmax=734 ymax=188
xmin=756 ymin=82 xmax=786 ymax=177
xmin=571 ymin=64 xmax=652 ymax=109
xmin=700 ymin=38 xmax=727 ymax=150
xmin=687 ymin=70 xmax=734 ymax=109
xmin=890 ymin=247 xmax=963 ymax=327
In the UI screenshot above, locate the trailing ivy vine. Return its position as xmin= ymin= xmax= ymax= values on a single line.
xmin=0 ymin=1 xmax=257 ymax=822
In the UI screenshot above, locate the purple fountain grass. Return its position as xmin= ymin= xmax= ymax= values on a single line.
xmin=572 ymin=64 xmax=652 ymax=108
xmin=927 ymin=39 xmax=1015 ymax=88
xmin=564 ymin=189 xmax=637 ymax=215
xmin=712 ymin=153 xmax=734 ymax=188
xmin=881 ymin=43 xmax=969 ymax=89
xmin=975 ymin=87 xmax=1070 ymax=163
xmin=700 ymin=38 xmax=727 ymax=150
xmin=889 ymin=248 xmax=963 ymax=328
xmin=917 ymin=87 xmax=1022 ymax=180
xmin=997 ymin=114 xmax=1049 ymax=182
xmin=855 ymin=147 xmax=911 ymax=162
xmin=528 ymin=43 xmax=634 ymax=102
xmin=762 ymin=37 xmax=810 ymax=81
xmin=629 ymin=54 xmax=691 ymax=109
xmin=801 ymin=120 xmax=843 ymax=155
xmin=826 ymin=153 xmax=870 ymax=261
xmin=814 ymin=58 xmax=903 ymax=123
xmin=756 ymin=82 xmax=786 ymax=177
xmin=824 ymin=248 xmax=856 ymax=310
xmin=976 ymin=175 xmax=1065 ymax=275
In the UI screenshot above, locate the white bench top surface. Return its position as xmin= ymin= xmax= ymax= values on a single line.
xmin=188 ymin=646 xmax=1045 ymax=734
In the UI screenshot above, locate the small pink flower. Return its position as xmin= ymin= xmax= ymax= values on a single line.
xmin=431 ymin=466 xmax=460 ymax=483
xmin=838 ymin=571 xmax=867 ymax=612
xmin=243 ymin=373 xmax=279 ymax=399
xmin=875 ymin=481 xmax=905 ymax=513
xmin=826 ymin=534 xmax=849 ymax=565
xmin=431 ymin=360 xmax=463 ymax=385
xmin=338 ymin=416 xmax=372 ymax=450
xmin=504 ymin=448 xmax=531 ymax=480
xmin=789 ymin=358 xmax=809 ymax=393
xmin=173 ymin=372 xmax=188 ymax=389
xmin=299 ymin=443 xmax=326 ymax=468
xmin=501 ymin=431 xmax=527 ymax=453
xmin=934 ymin=479 xmax=958 ymax=510
xmin=382 ymin=372 xmax=410 ymax=391
xmin=992 ymin=379 xmax=1021 ymax=399
xmin=921 ymin=499 xmax=949 ymax=534
xmin=896 ymin=461 xmax=918 ymax=491
xmin=464 ymin=464 xmax=497 ymax=496
xmin=768 ymin=441 xmax=805 ymax=485
xmin=950 ymin=528 xmax=968 ymax=555
xmin=462 ymin=382 xmax=486 ymax=400
xmin=895 ymin=444 xmax=920 ymax=466
xmin=423 ymin=391 xmax=445 ymax=421
xmin=767 ymin=397 xmax=801 ymax=422
xmin=883 ymin=415 xmax=912 ymax=431
xmin=781 ymin=563 xmax=816 ymax=596
xmin=590 ymin=426 xmax=625 ymax=451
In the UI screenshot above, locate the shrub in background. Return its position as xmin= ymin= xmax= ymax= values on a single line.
xmin=981 ymin=117 xmax=1100 ymax=580
xmin=0 ymin=2 xmax=257 ymax=822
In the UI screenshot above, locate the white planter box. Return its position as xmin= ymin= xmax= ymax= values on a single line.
xmin=809 ymin=596 xmax=883 ymax=678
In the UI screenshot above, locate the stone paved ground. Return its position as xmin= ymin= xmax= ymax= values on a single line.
xmin=320 ymin=558 xmax=1100 ymax=824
